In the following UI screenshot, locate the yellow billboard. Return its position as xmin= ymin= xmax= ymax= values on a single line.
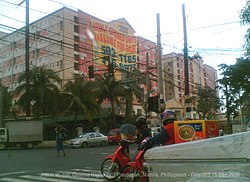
xmin=90 ymin=20 xmax=137 ymax=72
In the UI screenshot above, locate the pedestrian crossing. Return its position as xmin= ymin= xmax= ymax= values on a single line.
xmin=0 ymin=169 xmax=109 ymax=182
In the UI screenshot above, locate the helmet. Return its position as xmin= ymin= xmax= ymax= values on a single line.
xmin=135 ymin=116 xmax=147 ymax=129
xmin=161 ymin=110 xmax=176 ymax=126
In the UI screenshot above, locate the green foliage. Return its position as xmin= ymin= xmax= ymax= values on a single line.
xmin=63 ymin=74 xmax=99 ymax=123
xmin=95 ymin=75 xmax=126 ymax=127
xmin=240 ymin=1 xmax=250 ymax=55
xmin=217 ymin=58 xmax=250 ymax=122
xmin=14 ymin=65 xmax=62 ymax=119
xmin=196 ymin=86 xmax=222 ymax=119
xmin=0 ymin=85 xmax=12 ymax=118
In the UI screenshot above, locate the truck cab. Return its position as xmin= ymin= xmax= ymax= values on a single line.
xmin=0 ymin=128 xmax=7 ymax=149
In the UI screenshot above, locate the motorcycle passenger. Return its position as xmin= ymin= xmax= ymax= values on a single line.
xmin=120 ymin=133 xmax=135 ymax=158
xmin=139 ymin=110 xmax=176 ymax=151
xmin=135 ymin=116 xmax=151 ymax=145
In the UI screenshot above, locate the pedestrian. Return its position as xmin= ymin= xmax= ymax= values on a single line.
xmin=55 ymin=126 xmax=66 ymax=157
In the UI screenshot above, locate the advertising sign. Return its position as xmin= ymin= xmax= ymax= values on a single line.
xmin=174 ymin=120 xmax=219 ymax=144
xmin=90 ymin=20 xmax=137 ymax=72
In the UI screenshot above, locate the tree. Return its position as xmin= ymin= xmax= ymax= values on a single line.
xmin=240 ymin=1 xmax=250 ymax=55
xmin=14 ymin=65 xmax=61 ymax=119
xmin=196 ymin=86 xmax=222 ymax=119
xmin=95 ymin=75 xmax=126 ymax=128
xmin=63 ymin=74 xmax=99 ymax=129
xmin=217 ymin=60 xmax=250 ymax=133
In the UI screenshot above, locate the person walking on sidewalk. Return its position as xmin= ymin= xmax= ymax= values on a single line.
xmin=55 ymin=127 xmax=66 ymax=157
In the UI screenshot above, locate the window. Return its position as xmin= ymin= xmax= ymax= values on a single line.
xmin=89 ymin=134 xmax=95 ymax=138
xmin=74 ymin=62 xmax=79 ymax=71
xmin=60 ymin=21 xmax=63 ymax=30
xmin=74 ymin=16 xmax=79 ymax=23
xmin=74 ymin=35 xmax=79 ymax=42
xmin=74 ymin=44 xmax=79 ymax=51
xmin=74 ymin=54 xmax=79 ymax=61
xmin=96 ymin=133 xmax=102 ymax=137
xmin=74 ymin=25 xmax=79 ymax=33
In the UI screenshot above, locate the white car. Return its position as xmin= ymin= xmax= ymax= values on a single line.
xmin=68 ymin=132 xmax=108 ymax=148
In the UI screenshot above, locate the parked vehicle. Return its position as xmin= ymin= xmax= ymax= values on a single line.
xmin=107 ymin=128 xmax=121 ymax=145
xmin=0 ymin=120 xmax=43 ymax=150
xmin=68 ymin=132 xmax=108 ymax=148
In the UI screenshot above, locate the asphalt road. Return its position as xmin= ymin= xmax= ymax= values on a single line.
xmin=0 ymin=144 xmax=134 ymax=182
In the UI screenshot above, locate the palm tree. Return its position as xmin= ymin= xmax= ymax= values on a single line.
xmin=15 ymin=65 xmax=61 ymax=119
xmin=63 ymin=74 xmax=99 ymax=129
xmin=95 ymin=75 xmax=126 ymax=128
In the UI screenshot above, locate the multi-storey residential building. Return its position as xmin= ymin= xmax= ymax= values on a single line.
xmin=0 ymin=7 xmax=157 ymax=116
xmin=163 ymin=52 xmax=217 ymax=119
xmin=204 ymin=64 xmax=218 ymax=89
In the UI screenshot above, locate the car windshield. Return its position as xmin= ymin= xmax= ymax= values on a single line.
xmin=77 ymin=133 xmax=88 ymax=138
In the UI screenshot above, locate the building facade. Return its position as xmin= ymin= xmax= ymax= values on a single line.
xmin=163 ymin=52 xmax=218 ymax=119
xmin=0 ymin=7 xmax=157 ymax=116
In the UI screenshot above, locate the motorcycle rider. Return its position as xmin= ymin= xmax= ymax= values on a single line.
xmin=135 ymin=116 xmax=151 ymax=145
xmin=139 ymin=110 xmax=176 ymax=150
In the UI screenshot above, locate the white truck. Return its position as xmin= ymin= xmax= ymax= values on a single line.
xmin=0 ymin=120 xmax=43 ymax=150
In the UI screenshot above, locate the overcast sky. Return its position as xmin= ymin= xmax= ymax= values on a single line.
xmin=0 ymin=0 xmax=248 ymax=72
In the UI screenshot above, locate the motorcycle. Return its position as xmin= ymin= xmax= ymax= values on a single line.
xmin=100 ymin=140 xmax=132 ymax=180
xmin=120 ymin=138 xmax=149 ymax=182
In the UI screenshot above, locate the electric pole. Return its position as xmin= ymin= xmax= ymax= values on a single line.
xmin=19 ymin=0 xmax=30 ymax=116
xmin=25 ymin=0 xmax=30 ymax=116
xmin=182 ymin=3 xmax=191 ymax=118
xmin=156 ymin=13 xmax=164 ymax=115
xmin=145 ymin=52 xmax=150 ymax=118
xmin=0 ymin=86 xmax=3 ymax=127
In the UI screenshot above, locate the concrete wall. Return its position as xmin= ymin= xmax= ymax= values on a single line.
xmin=144 ymin=131 xmax=250 ymax=181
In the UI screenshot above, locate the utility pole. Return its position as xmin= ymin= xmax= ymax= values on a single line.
xmin=156 ymin=13 xmax=164 ymax=115
xmin=18 ymin=0 xmax=30 ymax=116
xmin=0 ymin=86 xmax=3 ymax=127
xmin=145 ymin=52 xmax=150 ymax=118
xmin=25 ymin=0 xmax=30 ymax=116
xmin=182 ymin=3 xmax=191 ymax=118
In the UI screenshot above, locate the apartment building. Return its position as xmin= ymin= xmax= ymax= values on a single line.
xmin=0 ymin=7 xmax=157 ymax=115
xmin=163 ymin=52 xmax=217 ymax=119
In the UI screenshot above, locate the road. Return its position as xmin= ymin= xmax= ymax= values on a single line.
xmin=0 ymin=144 xmax=137 ymax=182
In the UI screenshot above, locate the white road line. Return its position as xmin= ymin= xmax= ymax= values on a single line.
xmin=101 ymin=152 xmax=112 ymax=155
xmin=21 ymin=175 xmax=76 ymax=182
xmin=22 ymin=174 xmax=106 ymax=182
xmin=0 ymin=171 xmax=27 ymax=176
xmin=0 ymin=178 xmax=32 ymax=182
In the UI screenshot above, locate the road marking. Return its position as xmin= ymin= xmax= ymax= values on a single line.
xmin=101 ymin=152 xmax=112 ymax=155
xmin=0 ymin=171 xmax=27 ymax=176
xmin=23 ymin=173 xmax=106 ymax=182
xmin=21 ymin=175 xmax=76 ymax=182
xmin=0 ymin=178 xmax=32 ymax=182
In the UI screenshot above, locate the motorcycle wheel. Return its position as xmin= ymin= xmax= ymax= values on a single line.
xmin=120 ymin=164 xmax=140 ymax=182
xmin=100 ymin=158 xmax=119 ymax=180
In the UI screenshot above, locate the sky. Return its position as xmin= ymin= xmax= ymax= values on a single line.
xmin=0 ymin=0 xmax=248 ymax=73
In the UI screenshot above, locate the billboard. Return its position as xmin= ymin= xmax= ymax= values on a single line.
xmin=90 ymin=20 xmax=137 ymax=72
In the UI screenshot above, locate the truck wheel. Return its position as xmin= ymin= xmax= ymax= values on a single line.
xmin=27 ymin=143 xmax=34 ymax=149
xmin=0 ymin=143 xmax=5 ymax=150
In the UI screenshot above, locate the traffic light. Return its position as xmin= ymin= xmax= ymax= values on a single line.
xmin=88 ymin=65 xmax=94 ymax=78
xmin=148 ymin=96 xmax=158 ymax=112
xmin=108 ymin=63 xmax=114 ymax=76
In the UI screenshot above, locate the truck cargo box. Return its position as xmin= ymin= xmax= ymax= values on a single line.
xmin=5 ymin=120 xmax=43 ymax=143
